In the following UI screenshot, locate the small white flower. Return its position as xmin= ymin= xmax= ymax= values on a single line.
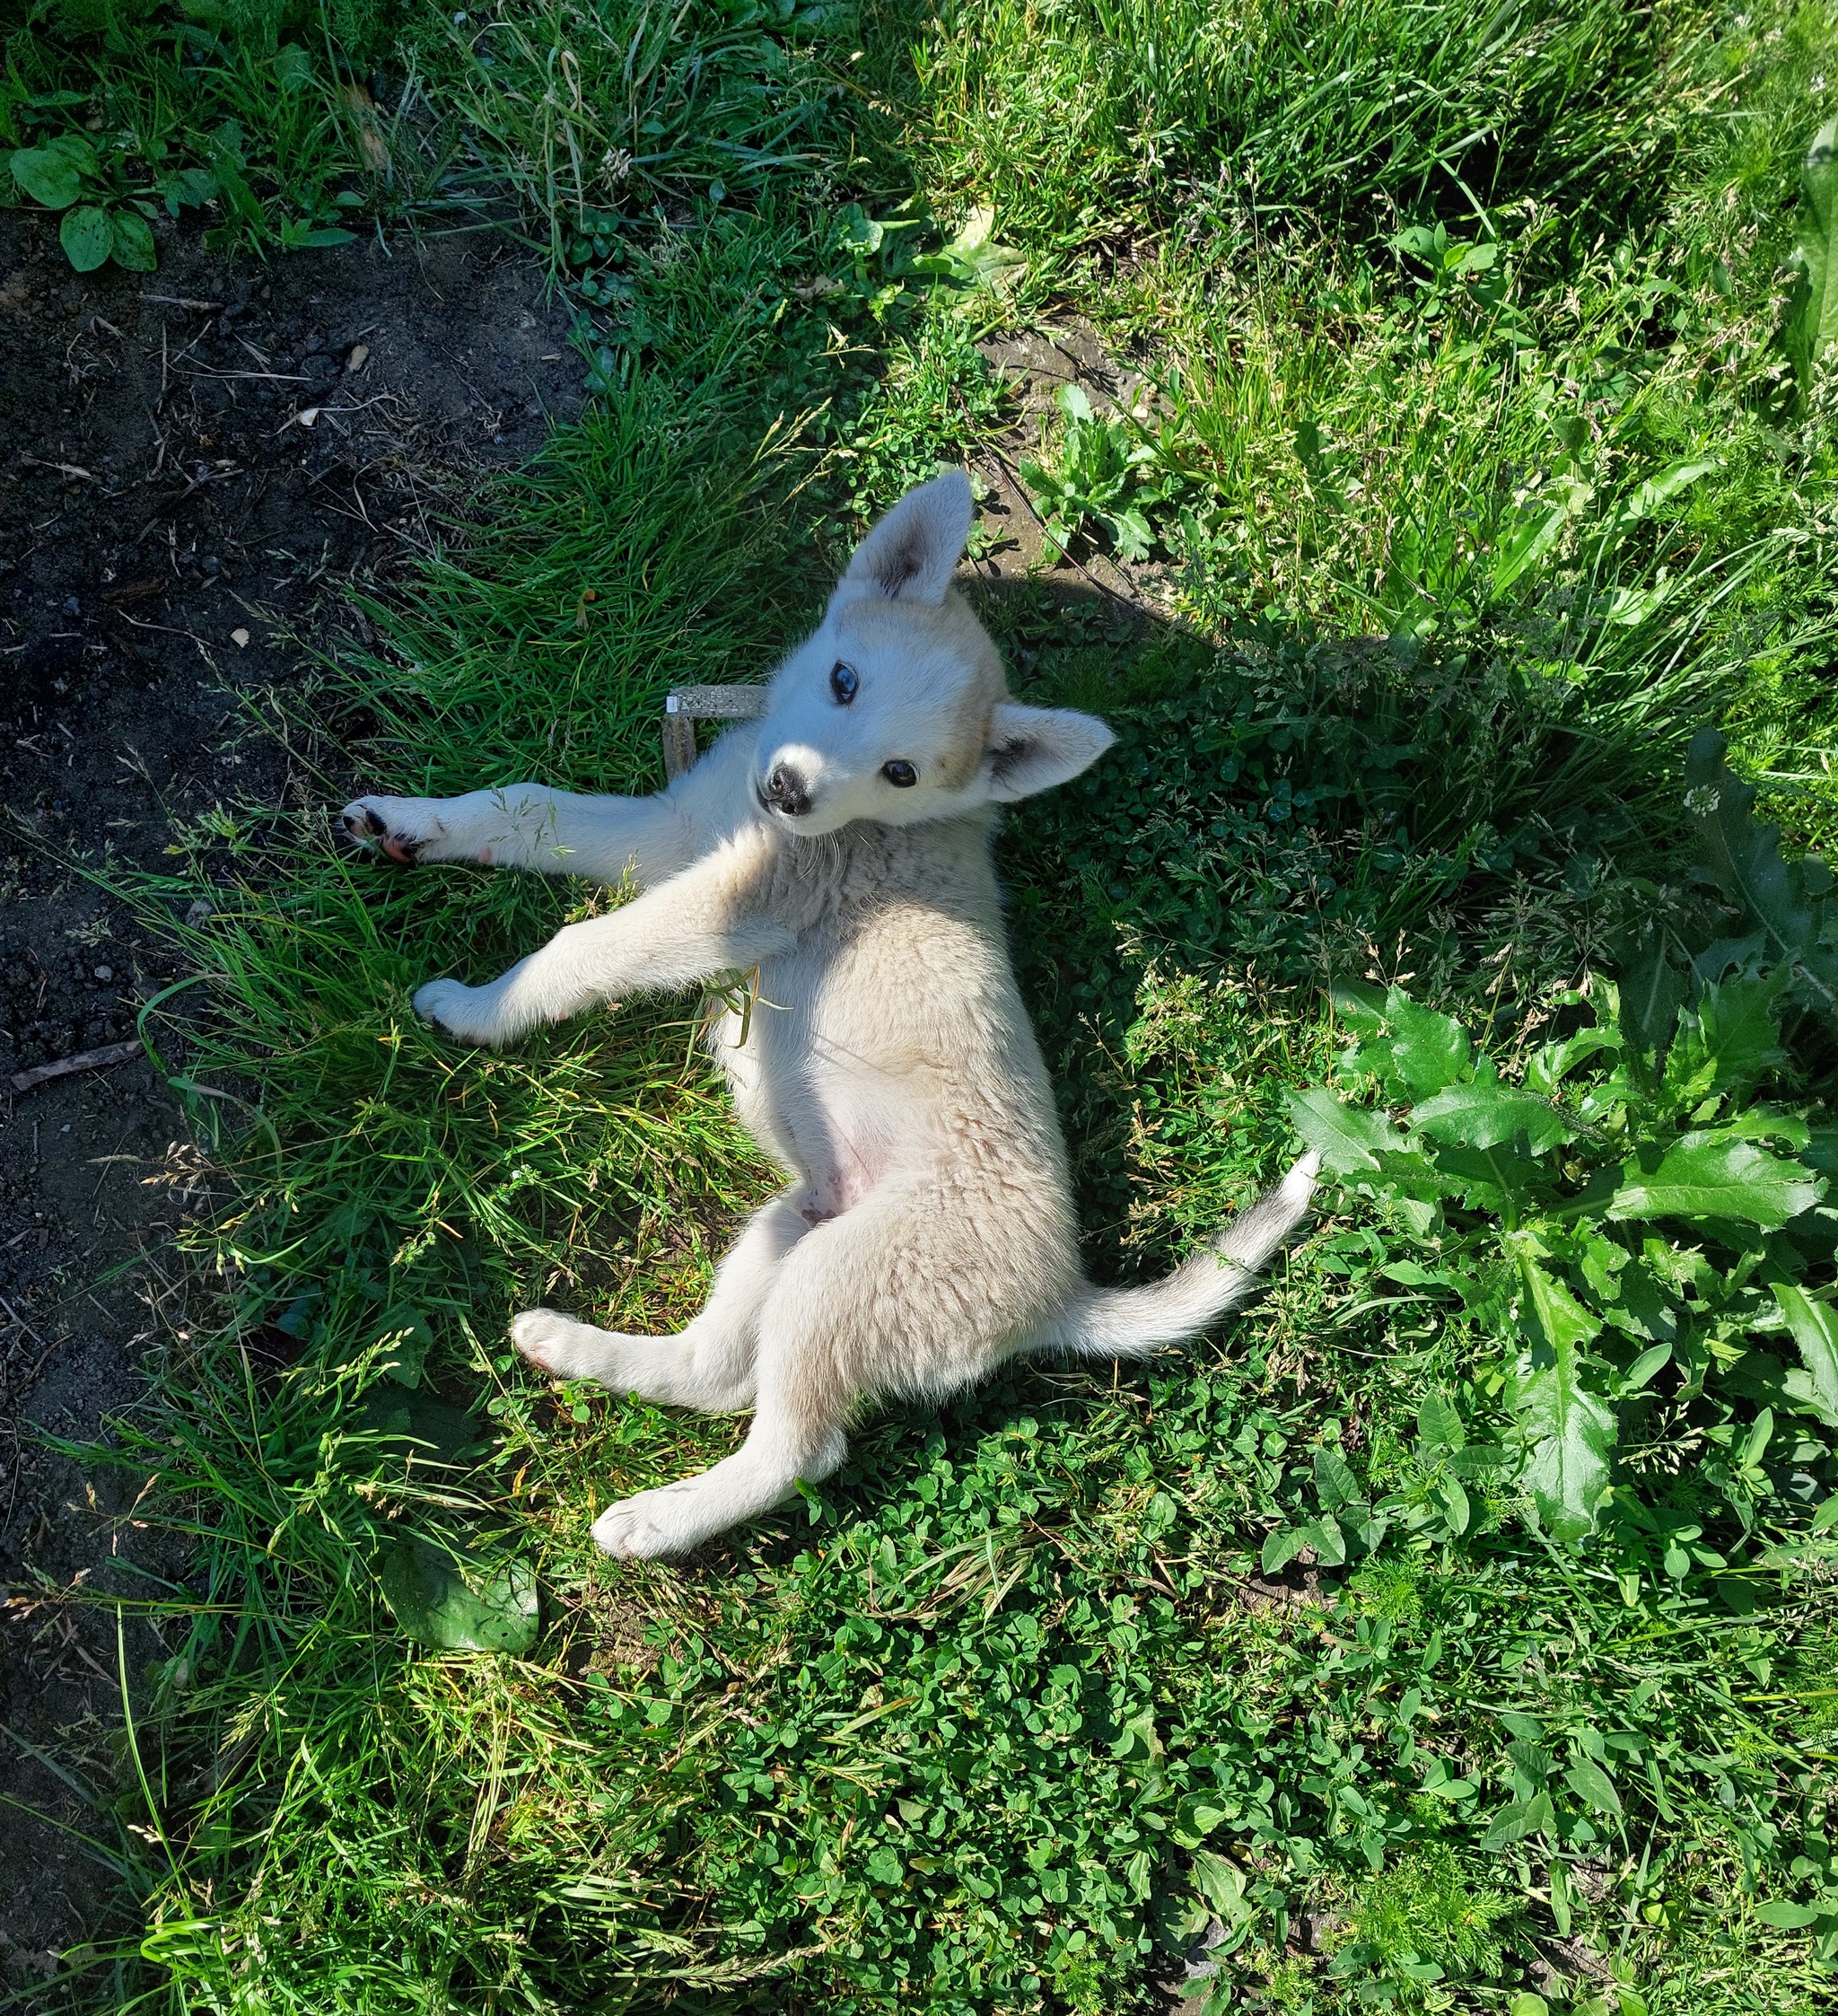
xmin=1812 ymin=74 xmax=1828 ymax=92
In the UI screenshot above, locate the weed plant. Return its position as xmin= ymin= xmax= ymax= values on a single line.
xmin=17 ymin=0 xmax=1838 ymax=2012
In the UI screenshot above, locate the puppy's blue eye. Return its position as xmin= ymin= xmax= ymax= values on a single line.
xmin=881 ymin=760 xmax=917 ymax=788
xmin=829 ymin=662 xmax=859 ymax=705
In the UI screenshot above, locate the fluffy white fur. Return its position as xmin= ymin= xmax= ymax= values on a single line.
xmin=341 ymin=472 xmax=1318 ymax=1558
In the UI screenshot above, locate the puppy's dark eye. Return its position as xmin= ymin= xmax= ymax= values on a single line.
xmin=829 ymin=662 xmax=859 ymax=705
xmin=881 ymin=759 xmax=918 ymax=788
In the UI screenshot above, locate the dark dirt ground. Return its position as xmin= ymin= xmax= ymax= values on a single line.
xmin=0 ymin=207 xmax=579 ymax=1987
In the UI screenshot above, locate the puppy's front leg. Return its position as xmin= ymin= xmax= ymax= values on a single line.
xmin=414 ymin=831 xmax=790 ymax=1047
xmin=341 ymin=783 xmax=693 ymax=886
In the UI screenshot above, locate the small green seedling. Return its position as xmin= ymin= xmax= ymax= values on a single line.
xmin=1020 ymin=383 xmax=1191 ymax=564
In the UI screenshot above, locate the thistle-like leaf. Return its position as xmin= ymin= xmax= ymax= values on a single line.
xmin=1685 ymin=731 xmax=1838 ymax=1035
xmin=1785 ymin=117 xmax=1838 ymax=399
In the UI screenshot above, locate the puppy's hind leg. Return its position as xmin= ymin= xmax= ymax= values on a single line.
xmin=512 ymin=1191 xmax=808 ymax=1410
xmin=591 ymin=1305 xmax=853 ymax=1560
xmin=591 ymin=1194 xmax=938 ymax=1559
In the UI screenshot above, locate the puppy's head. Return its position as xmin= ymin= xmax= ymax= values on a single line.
xmin=754 ymin=471 xmax=1115 ymax=836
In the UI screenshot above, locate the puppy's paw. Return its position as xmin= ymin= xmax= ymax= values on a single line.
xmin=340 ymin=795 xmax=446 ymax=864
xmin=592 ymin=1486 xmax=706 ymax=1560
xmin=512 ymin=1307 xmax=614 ymax=1381
xmin=413 ymin=977 xmax=503 ymax=1046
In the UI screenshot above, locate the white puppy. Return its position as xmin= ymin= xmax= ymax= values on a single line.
xmin=342 ymin=472 xmax=1317 ymax=1558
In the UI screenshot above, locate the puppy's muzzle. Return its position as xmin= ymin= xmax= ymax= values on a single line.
xmin=758 ymin=763 xmax=812 ymax=819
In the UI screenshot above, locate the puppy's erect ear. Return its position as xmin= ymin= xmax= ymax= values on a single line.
xmin=841 ymin=470 xmax=974 ymax=604
xmin=983 ymin=703 xmax=1116 ymax=803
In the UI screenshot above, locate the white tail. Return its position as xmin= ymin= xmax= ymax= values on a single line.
xmin=1045 ymin=1153 xmax=1320 ymax=1359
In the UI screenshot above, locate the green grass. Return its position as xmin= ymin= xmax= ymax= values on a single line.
xmin=878 ymin=0 xmax=1697 ymax=252
xmin=19 ymin=0 xmax=1838 ymax=2011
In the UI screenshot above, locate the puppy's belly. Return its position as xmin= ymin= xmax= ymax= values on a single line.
xmin=792 ymin=1158 xmax=876 ymax=1225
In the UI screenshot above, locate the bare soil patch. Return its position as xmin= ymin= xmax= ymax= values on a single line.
xmin=967 ymin=316 xmax=1172 ymax=609
xmin=0 ymin=210 xmax=578 ymax=1983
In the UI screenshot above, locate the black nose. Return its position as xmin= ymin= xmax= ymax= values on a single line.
xmin=762 ymin=764 xmax=811 ymax=817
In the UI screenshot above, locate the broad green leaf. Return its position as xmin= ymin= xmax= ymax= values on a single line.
xmin=209 ymin=142 xmax=265 ymax=224
xmin=1261 ymin=1525 xmax=1308 ymax=1575
xmin=1330 ymin=979 xmax=1387 ymax=1039
xmin=1189 ymin=1848 xmax=1252 ymax=1920
xmin=1579 ymin=1231 xmax=1627 ymax=1302
xmin=1597 ymin=1258 xmax=1680 ymax=1345
xmin=110 ymin=208 xmax=157 ymax=271
xmin=1313 ymin=1446 xmax=1359 ymax=1510
xmin=921 ymin=204 xmax=1026 ymax=293
xmin=1414 ymin=1082 xmax=1573 ymax=1155
xmin=1774 ymin=1284 xmax=1838 ymax=1427
xmin=1620 ymin=1343 xmax=1673 ymax=1393
xmin=11 ymin=145 xmax=83 ymax=208
xmin=1516 ymin=1261 xmax=1614 ymax=1543
xmin=1351 ymin=1509 xmax=1390 ymax=1555
xmin=1517 ymin=1258 xmax=1601 ymax=1351
xmin=1107 ymin=505 xmax=1153 ymax=563
xmin=1430 ymin=1140 xmax=1548 ymax=1213
xmin=1563 ymin=1757 xmax=1622 ymax=1816
xmin=376 ymin=1537 xmax=538 ymax=1653
xmin=1807 ymin=1127 xmax=1838 ymax=1174
xmin=1491 ymin=478 xmax=1590 ymax=596
xmin=1814 ymin=1494 xmax=1838 ymax=1532
xmin=1755 ymin=1899 xmax=1822 ymax=1929
xmin=1624 ymin=456 xmax=1719 ymax=516
xmin=1415 ymin=1774 xmax=1478 ymax=1801
xmin=1302 ymin=1515 xmax=1347 ymax=1568
xmin=159 ymin=164 xmax=217 ymax=215
xmin=1666 ymin=969 xmax=1791 ymax=1100
xmin=1608 ymin=1133 xmax=1821 ymax=1231
xmin=1285 ymin=1085 xmax=1408 ymax=1175
xmin=1700 ymin=1107 xmax=1812 ymax=1151
xmin=1508 ymin=1738 xmax=1553 ymax=1779
xmin=276 ymin=41 xmax=313 ymax=90
xmin=1173 ymin=1791 xmax=1231 ymax=1843
xmin=59 ymin=205 xmax=113 ymax=271
xmin=1439 ymin=1476 xmax=1471 ymax=1536
xmin=1785 ymin=117 xmax=1838 ymax=398
xmin=1615 ymin=929 xmax=1689 ymax=1060
xmin=1480 ymin=1790 xmax=1554 ymax=1848
xmin=1739 ymin=1407 xmax=1775 ymax=1470
xmin=1384 ymin=988 xmax=1472 ymax=1097
xmin=865 ymin=1845 xmax=903 ymax=1885
xmin=44 ymin=133 xmax=98 ymax=173
xmin=1417 ymin=1392 xmax=1465 ymax=1449
xmin=1110 ymin=1706 xmax=1162 ymax=1766
xmin=1685 ymin=731 xmax=1838 ymax=1035
xmin=1592 ymin=458 xmax=1719 ymax=556
xmin=1524 ymin=1026 xmax=1619 ymax=1095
